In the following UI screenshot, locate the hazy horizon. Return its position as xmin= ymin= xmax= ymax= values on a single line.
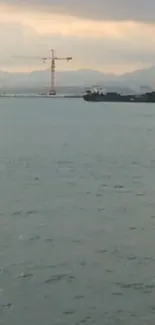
xmin=0 ymin=65 xmax=155 ymax=76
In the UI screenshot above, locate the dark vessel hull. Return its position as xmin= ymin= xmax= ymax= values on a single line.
xmin=83 ymin=91 xmax=155 ymax=103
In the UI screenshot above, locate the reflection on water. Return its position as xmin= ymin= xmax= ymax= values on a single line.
xmin=0 ymin=99 xmax=155 ymax=324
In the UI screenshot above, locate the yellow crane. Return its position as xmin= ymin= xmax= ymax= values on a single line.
xmin=13 ymin=49 xmax=72 ymax=95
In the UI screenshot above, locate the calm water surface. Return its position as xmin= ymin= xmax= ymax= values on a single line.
xmin=0 ymin=98 xmax=155 ymax=324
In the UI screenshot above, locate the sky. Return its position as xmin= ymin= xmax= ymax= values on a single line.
xmin=0 ymin=0 xmax=155 ymax=74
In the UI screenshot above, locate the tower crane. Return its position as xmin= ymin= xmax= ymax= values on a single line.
xmin=13 ymin=49 xmax=72 ymax=95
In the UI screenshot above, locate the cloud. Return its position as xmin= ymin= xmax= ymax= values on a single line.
xmin=0 ymin=20 xmax=155 ymax=74
xmin=1 ymin=1 xmax=155 ymax=73
xmin=1 ymin=0 xmax=155 ymax=22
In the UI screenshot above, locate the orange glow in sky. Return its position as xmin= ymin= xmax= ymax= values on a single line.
xmin=0 ymin=3 xmax=155 ymax=73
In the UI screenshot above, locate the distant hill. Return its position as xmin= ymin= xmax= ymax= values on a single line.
xmin=0 ymin=66 xmax=155 ymax=93
xmin=118 ymin=66 xmax=155 ymax=88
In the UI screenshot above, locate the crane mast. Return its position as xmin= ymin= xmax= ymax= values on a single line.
xmin=50 ymin=49 xmax=56 ymax=95
xmin=49 ymin=49 xmax=72 ymax=95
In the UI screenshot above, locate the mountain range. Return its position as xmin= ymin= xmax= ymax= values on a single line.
xmin=0 ymin=66 xmax=155 ymax=94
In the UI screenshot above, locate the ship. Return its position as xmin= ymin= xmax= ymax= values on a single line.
xmin=83 ymin=87 xmax=155 ymax=103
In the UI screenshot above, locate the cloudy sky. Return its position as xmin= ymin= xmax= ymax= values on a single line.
xmin=0 ymin=0 xmax=155 ymax=74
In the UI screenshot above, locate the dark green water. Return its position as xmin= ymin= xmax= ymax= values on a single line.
xmin=1 ymin=98 xmax=155 ymax=324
